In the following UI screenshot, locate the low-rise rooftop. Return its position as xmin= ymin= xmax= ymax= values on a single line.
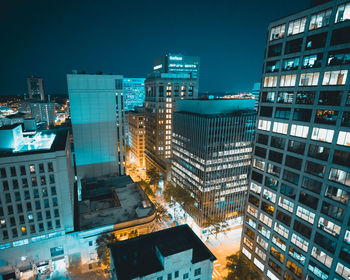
xmin=109 ymin=224 xmax=216 ymax=280
xmin=78 ymin=175 xmax=154 ymax=230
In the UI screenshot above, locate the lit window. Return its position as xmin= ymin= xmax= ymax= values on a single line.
xmin=270 ymin=24 xmax=285 ymax=41
xmin=335 ymin=2 xmax=350 ymax=23
xmin=299 ymin=72 xmax=319 ymax=86
xmin=290 ymin=124 xmax=309 ymax=138
xmin=242 ymin=247 xmax=252 ymax=259
xmin=280 ymin=74 xmax=297 ymax=87
xmin=322 ymin=70 xmax=348 ymax=85
xmin=263 ymin=76 xmax=278 ymax=87
xmin=258 ymin=120 xmax=271 ymax=131
xmin=253 ymin=258 xmax=264 ymax=271
xmin=309 ymin=9 xmax=332 ymax=30
xmin=311 ymin=127 xmax=334 ymax=143
xmin=288 ymin=17 xmax=306 ymax=36
xmin=337 ymin=131 xmax=350 ymax=146
xmin=272 ymin=122 xmax=288 ymax=134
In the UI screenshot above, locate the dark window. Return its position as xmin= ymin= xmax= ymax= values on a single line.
xmin=299 ymin=192 xmax=318 ymax=210
xmin=257 ymin=133 xmax=269 ymax=145
xmin=333 ymin=149 xmax=350 ymax=168
xmin=260 ymin=106 xmax=273 ymax=117
xmin=293 ymin=220 xmax=312 ymax=238
xmin=268 ymin=258 xmax=282 ymax=275
xmin=0 ymin=168 xmax=6 ymax=178
xmin=331 ymin=26 xmax=350 ymax=46
xmin=315 ymin=109 xmax=338 ymax=125
xmin=251 ymin=171 xmax=263 ymax=183
xmin=275 ymin=107 xmax=291 ymax=119
xmin=285 ymin=38 xmax=303 ymax=54
xmin=12 ymin=179 xmax=18 ymax=189
xmin=39 ymin=163 xmax=44 ymax=173
xmin=269 ymin=150 xmax=283 ymax=164
xmin=276 ymin=210 xmax=291 ymax=226
xmin=302 ymin=176 xmax=322 ymax=194
xmin=265 ymin=176 xmax=279 ymax=191
xmin=245 ymin=226 xmax=255 ymax=240
xmin=321 ymin=201 xmax=344 ymax=221
xmin=296 ymin=91 xmax=315 ymax=104
xmin=318 ymin=91 xmax=342 ymax=106
xmin=293 ymin=109 xmax=312 ymax=122
xmin=306 ymin=32 xmax=327 ymax=50
xmin=314 ymin=232 xmax=336 ymax=254
xmin=285 ymin=155 xmax=302 ymax=170
xmin=308 ymin=144 xmax=330 ymax=161
xmin=22 ymin=178 xmax=28 ymax=188
xmin=288 ymin=140 xmax=305 ymax=155
xmin=327 ymin=48 xmax=350 ymax=66
xmin=342 ymin=111 xmax=350 ymax=127
xmin=268 ymin=43 xmax=282 ymax=57
xmin=305 ymin=161 xmax=325 ymax=177
xmin=271 ymin=136 xmax=286 ymax=150
xmin=10 ymin=167 xmax=16 ymax=177
xmin=248 ymin=194 xmax=260 ymax=207
xmin=283 ymin=170 xmax=299 ymax=185
xmin=2 ymin=181 xmax=9 ymax=191
xmin=159 ymin=86 xmax=164 ymax=97
xmin=266 ymin=60 xmax=280 ymax=73
xmin=280 ymin=183 xmax=296 ymax=199
xmin=340 ymin=247 xmax=350 ymax=265
xmin=255 ymin=146 xmax=267 ymax=158
xmin=261 ymin=92 xmax=275 ymax=103
xmin=48 ymin=162 xmax=54 ymax=172
xmin=194 ymin=268 xmax=201 ymax=276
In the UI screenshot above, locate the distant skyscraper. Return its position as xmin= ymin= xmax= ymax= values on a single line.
xmin=145 ymin=72 xmax=198 ymax=181
xmin=27 ymin=76 xmax=45 ymax=100
xmin=252 ymin=82 xmax=261 ymax=111
xmin=172 ymin=99 xmax=255 ymax=229
xmin=241 ymin=1 xmax=350 ymax=280
xmin=128 ymin=107 xmax=146 ymax=168
xmin=123 ymin=78 xmax=145 ymax=111
xmin=29 ymin=100 xmax=56 ymax=127
xmin=154 ymin=54 xmax=200 ymax=80
xmin=67 ymin=73 xmax=125 ymax=181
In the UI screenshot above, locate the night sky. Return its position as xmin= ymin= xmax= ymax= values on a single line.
xmin=0 ymin=0 xmax=310 ymax=95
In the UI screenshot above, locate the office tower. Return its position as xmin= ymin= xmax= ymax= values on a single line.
xmin=0 ymin=124 xmax=74 ymax=249
xmin=27 ymin=76 xmax=45 ymax=100
xmin=123 ymin=78 xmax=146 ymax=112
xmin=109 ymin=225 xmax=216 ymax=280
xmin=252 ymin=82 xmax=261 ymax=111
xmin=172 ymin=99 xmax=255 ymax=229
xmin=153 ymin=54 xmax=200 ymax=80
xmin=241 ymin=1 xmax=350 ymax=280
xmin=144 ymin=72 xmax=198 ymax=181
xmin=128 ymin=107 xmax=146 ymax=168
xmin=29 ymin=100 xmax=56 ymax=127
xmin=67 ymin=73 xmax=125 ymax=180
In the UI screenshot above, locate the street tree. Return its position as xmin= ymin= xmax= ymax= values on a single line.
xmin=154 ymin=202 xmax=168 ymax=223
xmin=139 ymin=179 xmax=155 ymax=201
xmin=96 ymin=233 xmax=118 ymax=267
xmin=225 ymin=252 xmax=261 ymax=280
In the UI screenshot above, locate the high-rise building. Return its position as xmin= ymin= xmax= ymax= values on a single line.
xmin=172 ymin=99 xmax=255 ymax=229
xmin=27 ymin=76 xmax=45 ymax=100
xmin=154 ymin=54 xmax=200 ymax=80
xmin=29 ymin=100 xmax=56 ymax=127
xmin=128 ymin=107 xmax=146 ymax=168
xmin=123 ymin=78 xmax=145 ymax=112
xmin=0 ymin=124 xmax=74 ymax=252
xmin=241 ymin=1 xmax=350 ymax=279
xmin=145 ymin=72 xmax=198 ymax=182
xmin=109 ymin=225 xmax=216 ymax=280
xmin=67 ymin=73 xmax=125 ymax=181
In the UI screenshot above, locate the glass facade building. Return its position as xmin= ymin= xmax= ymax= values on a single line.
xmin=123 ymin=78 xmax=145 ymax=112
xmin=172 ymin=99 xmax=255 ymax=228
xmin=241 ymin=1 xmax=350 ymax=279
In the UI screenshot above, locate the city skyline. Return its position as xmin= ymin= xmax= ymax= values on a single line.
xmin=0 ymin=0 xmax=309 ymax=95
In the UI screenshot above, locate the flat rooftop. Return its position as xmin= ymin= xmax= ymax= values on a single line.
xmin=109 ymin=224 xmax=216 ymax=280
xmin=78 ymin=175 xmax=154 ymax=230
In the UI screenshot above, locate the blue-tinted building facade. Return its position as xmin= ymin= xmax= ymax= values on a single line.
xmin=123 ymin=78 xmax=145 ymax=112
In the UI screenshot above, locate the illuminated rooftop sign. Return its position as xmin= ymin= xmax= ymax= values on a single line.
xmin=169 ymin=56 xmax=183 ymax=61
xmin=153 ymin=64 xmax=163 ymax=70
xmin=13 ymin=132 xmax=56 ymax=153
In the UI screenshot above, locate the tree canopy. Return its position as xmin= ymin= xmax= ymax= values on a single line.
xmin=225 ymin=252 xmax=261 ymax=280
xmin=96 ymin=233 xmax=118 ymax=267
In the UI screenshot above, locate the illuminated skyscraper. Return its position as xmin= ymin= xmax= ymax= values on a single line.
xmin=241 ymin=1 xmax=350 ymax=279
xmin=153 ymin=54 xmax=200 ymax=80
xmin=172 ymin=99 xmax=255 ymax=230
xmin=27 ymin=76 xmax=45 ymax=100
xmin=67 ymin=73 xmax=125 ymax=181
xmin=123 ymin=78 xmax=145 ymax=112
xmin=128 ymin=107 xmax=146 ymax=168
xmin=145 ymin=72 xmax=198 ymax=181
xmin=29 ymin=100 xmax=56 ymax=128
